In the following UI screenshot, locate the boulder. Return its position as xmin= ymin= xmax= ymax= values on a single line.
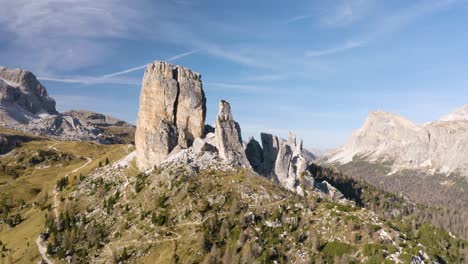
xmin=193 ymin=138 xmax=216 ymax=153
xmin=204 ymin=132 xmax=216 ymax=146
xmin=214 ymin=100 xmax=250 ymax=168
xmin=135 ymin=61 xmax=206 ymax=171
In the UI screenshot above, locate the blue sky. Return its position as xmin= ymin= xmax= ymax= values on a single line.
xmin=1 ymin=0 xmax=467 ymax=149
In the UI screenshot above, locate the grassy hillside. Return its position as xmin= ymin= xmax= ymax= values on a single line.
xmin=35 ymin=159 xmax=468 ymax=263
xmin=0 ymin=134 xmax=467 ymax=263
xmin=0 ymin=138 xmax=131 ymax=263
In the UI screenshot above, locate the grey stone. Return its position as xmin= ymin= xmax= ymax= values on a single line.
xmin=135 ymin=61 xmax=206 ymax=171
xmin=214 ymin=100 xmax=250 ymax=168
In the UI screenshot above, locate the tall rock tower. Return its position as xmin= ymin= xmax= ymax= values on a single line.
xmin=214 ymin=100 xmax=251 ymax=168
xmin=135 ymin=61 xmax=206 ymax=171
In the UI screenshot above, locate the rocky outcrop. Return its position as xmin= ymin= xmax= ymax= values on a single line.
xmin=135 ymin=61 xmax=206 ymax=171
xmin=245 ymin=137 xmax=263 ymax=172
xmin=64 ymin=110 xmax=136 ymax=144
xmin=0 ymin=133 xmax=40 ymax=154
xmin=214 ymin=100 xmax=250 ymax=168
xmin=257 ymin=132 xmax=314 ymax=195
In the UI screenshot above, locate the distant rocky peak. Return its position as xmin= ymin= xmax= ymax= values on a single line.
xmin=359 ymin=110 xmax=421 ymax=135
xmin=0 ymin=66 xmax=57 ymax=116
xmin=439 ymin=104 xmax=468 ymax=122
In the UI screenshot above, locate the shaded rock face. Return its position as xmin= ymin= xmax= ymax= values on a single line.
xmin=0 ymin=134 xmax=38 ymax=154
xmin=0 ymin=67 xmax=57 ymax=123
xmin=245 ymin=137 xmax=263 ymax=173
xmin=135 ymin=61 xmax=206 ymax=171
xmin=257 ymin=132 xmax=314 ymax=195
xmin=214 ymin=100 xmax=250 ymax=168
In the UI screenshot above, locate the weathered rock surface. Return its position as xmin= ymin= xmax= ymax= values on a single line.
xmin=135 ymin=61 xmax=206 ymax=171
xmin=0 ymin=67 xmax=57 ymax=124
xmin=258 ymin=132 xmax=314 ymax=195
xmin=193 ymin=138 xmax=216 ymax=153
xmin=326 ymin=108 xmax=468 ymax=177
xmin=214 ymin=100 xmax=250 ymax=168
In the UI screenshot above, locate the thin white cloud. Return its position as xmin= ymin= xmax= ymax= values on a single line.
xmin=306 ymin=0 xmax=460 ymax=57
xmin=0 ymin=0 xmax=144 ymax=73
xmin=286 ymin=15 xmax=313 ymax=24
xmin=306 ymin=41 xmax=364 ymax=57
xmin=204 ymin=82 xmax=259 ymax=91
xmin=321 ymin=0 xmax=374 ymax=27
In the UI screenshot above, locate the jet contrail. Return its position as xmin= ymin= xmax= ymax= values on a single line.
xmin=101 ymin=49 xmax=200 ymax=78
xmin=38 ymin=49 xmax=201 ymax=85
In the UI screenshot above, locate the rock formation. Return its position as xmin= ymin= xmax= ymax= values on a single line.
xmin=255 ymin=132 xmax=314 ymax=195
xmin=327 ymin=108 xmax=468 ymax=177
xmin=135 ymin=61 xmax=206 ymax=171
xmin=0 ymin=66 xmax=57 ymax=124
xmin=214 ymin=100 xmax=250 ymax=168
xmin=245 ymin=137 xmax=263 ymax=172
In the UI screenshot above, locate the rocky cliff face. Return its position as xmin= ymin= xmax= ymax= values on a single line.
xmin=214 ymin=100 xmax=250 ymax=168
xmin=135 ymin=61 xmax=206 ymax=171
xmin=259 ymin=132 xmax=314 ymax=195
xmin=327 ymin=108 xmax=468 ymax=177
xmin=0 ymin=67 xmax=57 ymax=124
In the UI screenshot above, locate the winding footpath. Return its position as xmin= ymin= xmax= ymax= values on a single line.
xmin=36 ymin=236 xmax=54 ymax=264
xmin=36 ymin=142 xmax=93 ymax=264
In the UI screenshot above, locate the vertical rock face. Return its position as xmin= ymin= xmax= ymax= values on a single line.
xmin=135 ymin=61 xmax=206 ymax=171
xmin=214 ymin=100 xmax=251 ymax=168
xmin=245 ymin=137 xmax=263 ymax=173
xmin=258 ymin=132 xmax=314 ymax=195
xmin=260 ymin=133 xmax=280 ymax=176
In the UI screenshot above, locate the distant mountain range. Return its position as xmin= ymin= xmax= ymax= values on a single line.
xmin=0 ymin=66 xmax=135 ymax=144
xmin=321 ymin=105 xmax=468 ymax=239
xmin=326 ymin=105 xmax=468 ymax=177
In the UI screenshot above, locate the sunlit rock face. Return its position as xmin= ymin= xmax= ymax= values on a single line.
xmin=135 ymin=61 xmax=206 ymax=171
xmin=214 ymin=100 xmax=251 ymax=168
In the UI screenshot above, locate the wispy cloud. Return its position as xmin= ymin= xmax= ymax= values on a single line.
xmin=321 ymin=0 xmax=374 ymax=27
xmin=306 ymin=41 xmax=364 ymax=57
xmin=0 ymin=0 xmax=145 ymax=73
xmin=306 ymin=0 xmax=460 ymax=57
xmin=286 ymin=15 xmax=313 ymax=24
xmin=204 ymin=82 xmax=260 ymax=91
